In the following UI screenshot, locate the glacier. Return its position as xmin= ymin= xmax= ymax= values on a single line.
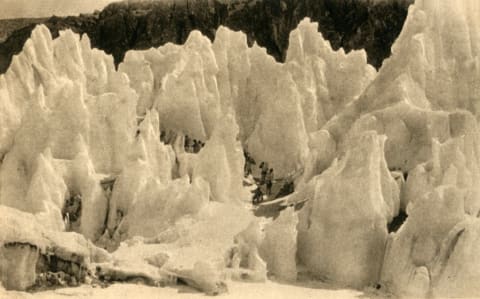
xmin=1 ymin=0 xmax=480 ymax=298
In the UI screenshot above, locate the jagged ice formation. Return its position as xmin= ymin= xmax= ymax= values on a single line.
xmin=1 ymin=0 xmax=480 ymax=297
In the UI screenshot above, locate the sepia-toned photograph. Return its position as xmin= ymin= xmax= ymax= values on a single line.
xmin=0 ymin=0 xmax=479 ymax=298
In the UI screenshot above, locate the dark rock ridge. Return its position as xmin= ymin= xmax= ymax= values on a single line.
xmin=0 ymin=0 xmax=413 ymax=74
xmin=0 ymin=18 xmax=47 ymax=42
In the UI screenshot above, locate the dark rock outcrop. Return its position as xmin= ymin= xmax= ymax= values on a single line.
xmin=0 ymin=0 xmax=413 ymax=74
xmin=0 ymin=18 xmax=47 ymax=42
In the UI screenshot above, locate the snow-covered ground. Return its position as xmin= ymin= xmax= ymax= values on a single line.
xmin=4 ymin=281 xmax=368 ymax=299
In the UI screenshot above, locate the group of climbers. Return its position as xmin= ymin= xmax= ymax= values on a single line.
xmin=247 ymin=157 xmax=275 ymax=205
xmin=184 ymin=135 xmax=205 ymax=153
xmin=244 ymin=149 xmax=299 ymax=206
xmin=159 ymin=130 xmax=205 ymax=154
xmin=146 ymin=125 xmax=295 ymax=207
xmin=259 ymin=162 xmax=274 ymax=196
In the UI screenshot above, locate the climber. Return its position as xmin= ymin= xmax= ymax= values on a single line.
xmin=252 ymin=187 xmax=263 ymax=205
xmin=265 ymin=168 xmax=274 ymax=196
xmin=244 ymin=151 xmax=253 ymax=176
xmin=258 ymin=162 xmax=263 ymax=183
xmin=186 ymin=136 xmax=195 ymax=153
xmin=184 ymin=135 xmax=191 ymax=152
xmin=193 ymin=139 xmax=202 ymax=153
xmin=192 ymin=139 xmax=197 ymax=153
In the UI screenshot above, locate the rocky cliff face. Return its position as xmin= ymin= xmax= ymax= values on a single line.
xmin=0 ymin=0 xmax=412 ymax=74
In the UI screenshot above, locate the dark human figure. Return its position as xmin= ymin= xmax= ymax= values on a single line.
xmin=193 ymin=139 xmax=201 ymax=153
xmin=244 ymin=151 xmax=254 ymax=177
xmin=252 ymin=187 xmax=263 ymax=205
xmin=192 ymin=139 xmax=197 ymax=152
xmin=184 ymin=135 xmax=190 ymax=151
xmin=266 ymin=168 xmax=274 ymax=196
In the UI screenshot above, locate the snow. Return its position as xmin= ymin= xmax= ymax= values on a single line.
xmin=1 ymin=0 xmax=480 ymax=297
xmin=2 ymin=281 xmax=365 ymax=299
xmin=0 ymin=205 xmax=48 ymax=249
xmin=120 ymin=176 xmax=210 ymax=238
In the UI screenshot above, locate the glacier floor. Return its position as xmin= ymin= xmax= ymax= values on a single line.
xmin=3 ymin=279 xmax=375 ymax=299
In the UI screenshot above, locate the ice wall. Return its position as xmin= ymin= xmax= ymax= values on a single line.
xmin=313 ymin=0 xmax=480 ymax=296
xmin=297 ymin=131 xmax=399 ymax=287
